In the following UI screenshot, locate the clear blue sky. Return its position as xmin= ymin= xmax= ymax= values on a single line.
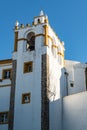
xmin=0 ymin=0 xmax=87 ymax=63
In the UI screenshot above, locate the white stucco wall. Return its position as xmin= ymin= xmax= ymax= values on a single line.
xmin=0 ymin=86 xmax=11 ymax=130
xmin=65 ymin=60 xmax=87 ymax=95
xmin=0 ymin=63 xmax=12 ymax=130
xmin=63 ymin=91 xmax=87 ymax=130
xmin=1 ymin=12 xmax=87 ymax=130
xmin=14 ymin=47 xmax=42 ymax=130
xmin=13 ymin=22 xmax=47 ymax=130
xmin=47 ymin=43 xmax=64 ymax=130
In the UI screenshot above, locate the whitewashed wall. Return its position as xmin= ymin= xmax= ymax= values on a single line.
xmin=13 ymin=23 xmax=46 ymax=130
xmin=63 ymin=91 xmax=87 ymax=130
xmin=47 ymin=26 xmax=65 ymax=130
xmin=65 ymin=60 xmax=87 ymax=95
xmin=48 ymin=50 xmax=62 ymax=130
xmin=0 ymin=63 xmax=12 ymax=130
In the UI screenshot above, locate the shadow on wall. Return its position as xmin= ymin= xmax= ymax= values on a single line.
xmin=63 ymin=91 xmax=87 ymax=130
xmin=49 ymin=67 xmax=67 ymax=130
xmin=49 ymin=98 xmax=62 ymax=130
xmin=64 ymin=61 xmax=87 ymax=95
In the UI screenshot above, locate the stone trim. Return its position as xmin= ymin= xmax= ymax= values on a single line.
xmin=43 ymin=25 xmax=48 ymax=46
xmin=0 ymin=84 xmax=11 ymax=87
xmin=8 ymin=60 xmax=17 ymax=130
xmin=41 ymin=54 xmax=49 ymax=130
xmin=0 ymin=59 xmax=12 ymax=65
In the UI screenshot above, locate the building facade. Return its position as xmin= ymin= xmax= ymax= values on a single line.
xmin=0 ymin=11 xmax=87 ymax=130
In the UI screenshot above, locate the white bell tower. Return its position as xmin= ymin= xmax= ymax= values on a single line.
xmin=9 ymin=11 xmax=65 ymax=130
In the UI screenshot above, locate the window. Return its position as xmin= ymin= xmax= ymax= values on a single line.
xmin=70 ymin=83 xmax=74 ymax=87
xmin=0 ymin=112 xmax=9 ymax=124
xmin=2 ymin=69 xmax=12 ymax=79
xmin=70 ymin=81 xmax=74 ymax=87
xmin=22 ymin=93 xmax=31 ymax=104
xmin=24 ymin=62 xmax=33 ymax=73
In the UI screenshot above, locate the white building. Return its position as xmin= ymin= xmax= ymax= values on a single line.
xmin=0 ymin=11 xmax=87 ymax=130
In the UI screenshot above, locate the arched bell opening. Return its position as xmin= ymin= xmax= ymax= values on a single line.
xmin=26 ymin=32 xmax=35 ymax=51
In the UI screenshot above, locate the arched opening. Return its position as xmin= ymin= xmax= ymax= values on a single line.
xmin=38 ymin=19 xmax=40 ymax=23
xmin=85 ymin=67 xmax=87 ymax=90
xmin=26 ymin=32 xmax=35 ymax=51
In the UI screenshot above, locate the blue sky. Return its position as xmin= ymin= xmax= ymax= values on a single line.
xmin=0 ymin=0 xmax=87 ymax=63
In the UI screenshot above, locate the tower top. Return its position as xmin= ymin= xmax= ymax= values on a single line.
xmin=14 ymin=11 xmax=49 ymax=30
xmin=40 ymin=10 xmax=44 ymax=16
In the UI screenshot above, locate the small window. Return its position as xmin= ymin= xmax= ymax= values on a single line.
xmin=2 ymin=69 xmax=12 ymax=79
xmin=0 ymin=112 xmax=9 ymax=124
xmin=70 ymin=82 xmax=74 ymax=87
xmin=70 ymin=83 xmax=74 ymax=87
xmin=22 ymin=93 xmax=31 ymax=104
xmin=24 ymin=62 xmax=33 ymax=73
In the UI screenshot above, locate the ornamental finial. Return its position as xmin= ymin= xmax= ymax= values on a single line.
xmin=40 ymin=10 xmax=44 ymax=16
xmin=15 ymin=21 xmax=19 ymax=29
xmin=15 ymin=21 xmax=19 ymax=27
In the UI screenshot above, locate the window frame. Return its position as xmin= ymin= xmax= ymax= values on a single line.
xmin=0 ymin=111 xmax=9 ymax=124
xmin=24 ymin=61 xmax=33 ymax=73
xmin=2 ymin=69 xmax=12 ymax=80
xmin=22 ymin=93 xmax=31 ymax=104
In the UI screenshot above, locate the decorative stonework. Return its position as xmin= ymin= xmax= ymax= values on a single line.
xmin=8 ymin=60 xmax=17 ymax=130
xmin=41 ymin=54 xmax=49 ymax=130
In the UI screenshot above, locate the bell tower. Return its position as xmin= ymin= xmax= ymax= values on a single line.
xmin=10 ymin=11 xmax=65 ymax=130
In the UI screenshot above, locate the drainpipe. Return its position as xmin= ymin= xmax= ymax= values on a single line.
xmin=64 ymin=72 xmax=68 ymax=96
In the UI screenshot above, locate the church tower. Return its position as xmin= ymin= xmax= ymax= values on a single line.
xmin=9 ymin=11 xmax=65 ymax=130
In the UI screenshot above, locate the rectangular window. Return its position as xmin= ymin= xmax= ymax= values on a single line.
xmin=24 ymin=62 xmax=33 ymax=73
xmin=2 ymin=69 xmax=12 ymax=79
xmin=22 ymin=93 xmax=31 ymax=104
xmin=0 ymin=112 xmax=9 ymax=124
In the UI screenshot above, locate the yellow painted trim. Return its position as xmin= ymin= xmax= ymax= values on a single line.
xmin=22 ymin=93 xmax=31 ymax=104
xmin=45 ymin=18 xmax=48 ymax=23
xmin=43 ymin=25 xmax=48 ymax=46
xmin=0 ymin=59 xmax=12 ymax=65
xmin=58 ymin=52 xmax=64 ymax=57
xmin=15 ymin=26 xmax=19 ymax=30
xmin=47 ymin=35 xmax=53 ymax=42
xmin=17 ymin=34 xmax=45 ymax=42
xmin=52 ymin=44 xmax=58 ymax=48
xmin=2 ymin=69 xmax=12 ymax=80
xmin=17 ymin=34 xmax=52 ymax=42
xmin=17 ymin=38 xmax=27 ymax=41
xmin=24 ymin=61 xmax=33 ymax=73
xmin=0 ymin=84 xmax=11 ymax=87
